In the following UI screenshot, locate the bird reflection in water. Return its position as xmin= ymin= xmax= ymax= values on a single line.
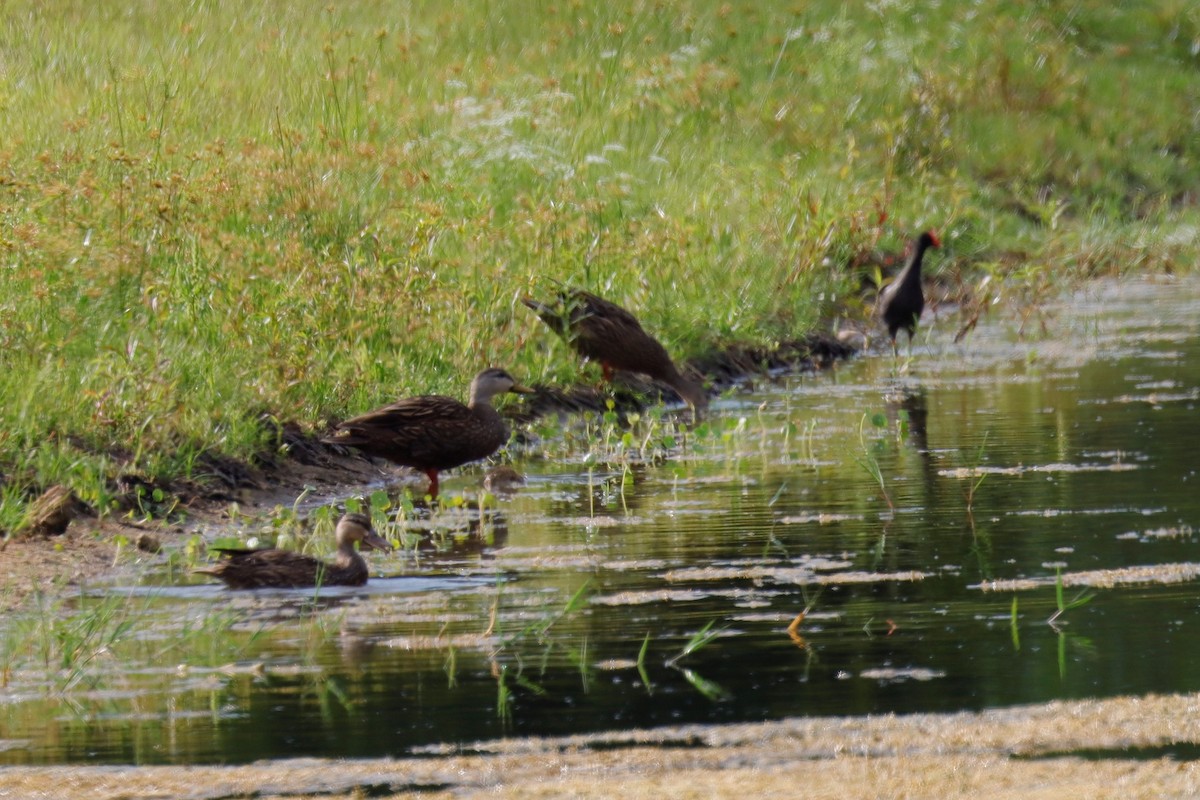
xmin=885 ymin=386 xmax=929 ymax=453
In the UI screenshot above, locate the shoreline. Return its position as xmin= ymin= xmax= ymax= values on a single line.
xmin=2 ymin=691 xmax=1197 ymax=798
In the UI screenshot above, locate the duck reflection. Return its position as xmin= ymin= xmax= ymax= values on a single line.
xmin=542 ymin=462 xmax=653 ymax=519
xmin=483 ymin=465 xmax=525 ymax=498
xmin=399 ymin=506 xmax=510 ymax=560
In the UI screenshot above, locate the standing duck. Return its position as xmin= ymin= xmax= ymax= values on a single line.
xmin=322 ymin=368 xmax=534 ymax=499
xmin=196 ymin=513 xmax=391 ymax=589
xmin=878 ymin=231 xmax=941 ymax=356
xmin=522 ymin=289 xmax=708 ymax=419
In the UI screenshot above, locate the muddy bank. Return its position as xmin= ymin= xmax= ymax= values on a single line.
xmin=2 ymin=692 xmax=1197 ymax=799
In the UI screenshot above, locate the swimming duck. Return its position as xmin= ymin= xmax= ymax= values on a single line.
xmin=522 ymin=289 xmax=707 ymax=419
xmin=322 ymin=368 xmax=534 ymax=499
xmin=877 ymin=231 xmax=941 ymax=357
xmin=196 ymin=513 xmax=390 ymax=589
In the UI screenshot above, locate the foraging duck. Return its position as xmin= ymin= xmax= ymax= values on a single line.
xmin=196 ymin=513 xmax=390 ymax=589
xmin=522 ymin=289 xmax=708 ymax=418
xmin=877 ymin=231 xmax=941 ymax=356
xmin=322 ymin=368 xmax=534 ymax=499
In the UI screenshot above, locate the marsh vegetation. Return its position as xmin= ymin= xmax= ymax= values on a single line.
xmin=2 ymin=1 xmax=1198 ymax=529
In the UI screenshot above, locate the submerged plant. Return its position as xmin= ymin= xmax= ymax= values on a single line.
xmin=313 ymin=674 xmax=355 ymax=721
xmin=493 ymin=579 xmax=594 ymax=658
xmin=675 ymin=664 xmax=732 ymax=702
xmin=661 ymin=620 xmax=731 ymax=702
xmin=533 ymin=580 xmax=594 ymax=641
xmin=665 ymin=619 xmax=724 ymax=668
xmin=636 ymin=631 xmax=652 ymax=693
xmin=495 ymin=664 xmax=512 ymax=725
xmin=1054 ymin=627 xmax=1098 ymax=681
xmin=962 ymin=432 xmax=991 ymax=515
xmin=853 ymin=412 xmax=894 ymax=512
xmin=1047 ymin=568 xmax=1096 ymax=627
xmin=798 ymin=417 xmax=819 ymax=465
xmin=443 ymin=643 xmax=459 ymax=689
xmin=491 ymin=660 xmax=549 ymax=726
xmin=1010 ymin=595 xmax=1020 ymax=651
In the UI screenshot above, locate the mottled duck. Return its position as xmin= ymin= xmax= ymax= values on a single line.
xmin=322 ymin=368 xmax=533 ymax=499
xmin=522 ymin=289 xmax=707 ymax=418
xmin=195 ymin=513 xmax=390 ymax=589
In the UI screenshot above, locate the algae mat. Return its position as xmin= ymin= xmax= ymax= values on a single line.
xmin=2 ymin=692 xmax=1197 ymax=799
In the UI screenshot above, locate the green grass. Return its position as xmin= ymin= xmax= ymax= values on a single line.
xmin=1 ymin=1 xmax=1198 ymax=527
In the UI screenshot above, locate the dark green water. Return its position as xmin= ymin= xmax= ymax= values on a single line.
xmin=2 ymin=278 xmax=1198 ymax=765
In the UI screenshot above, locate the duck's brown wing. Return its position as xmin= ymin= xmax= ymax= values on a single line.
xmin=326 ymin=396 xmax=505 ymax=470
xmin=568 ymin=290 xmax=645 ymax=331
xmin=196 ymin=549 xmax=324 ymax=589
xmin=525 ymin=289 xmax=677 ymax=377
xmin=566 ymin=292 xmax=678 ymax=377
xmin=335 ymin=395 xmax=467 ymax=431
xmin=524 ymin=290 xmax=645 ymax=338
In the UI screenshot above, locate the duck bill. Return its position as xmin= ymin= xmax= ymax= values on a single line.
xmin=361 ymin=531 xmax=393 ymax=553
xmin=510 ymin=383 xmax=536 ymax=395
